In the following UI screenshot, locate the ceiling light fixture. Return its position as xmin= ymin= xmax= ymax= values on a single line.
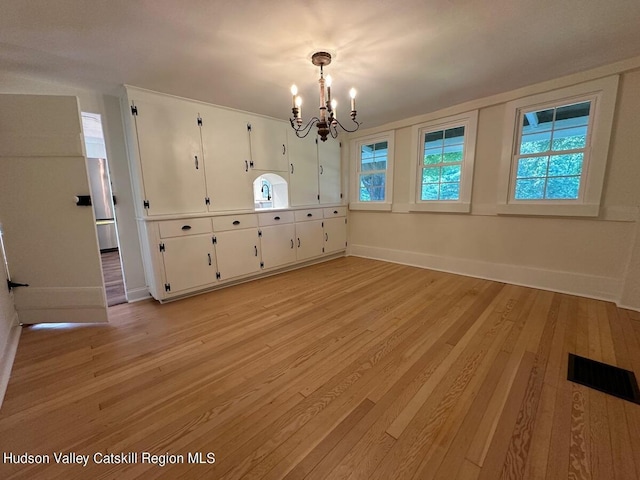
xmin=289 ymin=51 xmax=361 ymax=142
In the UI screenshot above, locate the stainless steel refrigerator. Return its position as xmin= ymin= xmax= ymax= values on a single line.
xmin=87 ymin=157 xmax=118 ymax=251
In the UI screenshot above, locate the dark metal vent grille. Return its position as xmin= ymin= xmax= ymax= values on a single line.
xmin=568 ymin=353 xmax=640 ymax=404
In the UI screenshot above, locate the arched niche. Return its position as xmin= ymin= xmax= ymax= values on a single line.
xmin=253 ymin=173 xmax=289 ymax=210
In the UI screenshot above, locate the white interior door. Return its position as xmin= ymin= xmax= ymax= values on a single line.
xmin=0 ymin=94 xmax=107 ymax=324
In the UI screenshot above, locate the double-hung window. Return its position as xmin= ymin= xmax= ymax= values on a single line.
xmin=410 ymin=111 xmax=478 ymax=212
xmin=497 ymin=76 xmax=618 ymax=216
xmin=350 ymin=132 xmax=395 ymax=210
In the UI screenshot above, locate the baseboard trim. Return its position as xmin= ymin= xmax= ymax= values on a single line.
xmin=126 ymin=286 xmax=151 ymax=303
xmin=0 ymin=321 xmax=21 ymax=410
xmin=349 ymin=244 xmax=622 ymax=303
xmin=617 ymin=303 xmax=640 ymax=313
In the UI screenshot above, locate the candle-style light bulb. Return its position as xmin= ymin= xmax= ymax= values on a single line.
xmin=325 ymin=75 xmax=332 ymax=88
xmin=331 ymin=99 xmax=337 ymax=118
xmin=291 ymin=85 xmax=298 ymax=108
xmin=295 ymin=96 xmax=302 ymax=119
xmin=349 ymin=88 xmax=357 ymax=112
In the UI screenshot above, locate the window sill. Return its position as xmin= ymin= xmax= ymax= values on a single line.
xmin=409 ymin=202 xmax=471 ymax=213
xmin=349 ymin=202 xmax=393 ymax=212
xmin=496 ymin=202 xmax=600 ymax=217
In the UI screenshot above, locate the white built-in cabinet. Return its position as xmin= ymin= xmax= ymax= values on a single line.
xmin=131 ymin=96 xmax=208 ymax=216
xmin=259 ymin=211 xmax=297 ymax=269
xmin=247 ymin=115 xmax=289 ymax=172
xmin=123 ymin=87 xmax=347 ymax=302
xmin=318 ymin=138 xmax=342 ymax=204
xmin=213 ymin=215 xmax=262 ymax=281
xmin=288 ymin=132 xmax=320 ymax=206
xmin=201 ymin=105 xmax=255 ymax=211
xmin=146 ymin=207 xmax=347 ymax=300
xmin=287 ymin=130 xmax=342 ymax=207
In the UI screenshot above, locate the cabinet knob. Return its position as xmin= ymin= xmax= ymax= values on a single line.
xmin=307 ymin=213 xmax=313 ymax=217
xmin=233 ymin=220 xmax=241 ymax=225
xmin=333 ymin=210 xmax=338 ymax=214
xmin=181 ymin=225 xmax=192 ymax=231
xmin=274 ymin=216 xmax=280 ymax=220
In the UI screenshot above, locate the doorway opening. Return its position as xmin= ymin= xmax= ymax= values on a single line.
xmin=82 ymin=113 xmax=126 ymax=307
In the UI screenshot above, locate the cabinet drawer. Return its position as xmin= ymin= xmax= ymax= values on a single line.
xmin=258 ymin=211 xmax=295 ymax=226
xmin=213 ymin=214 xmax=258 ymax=231
xmin=294 ymin=209 xmax=323 ymax=222
xmin=158 ymin=218 xmax=212 ymax=238
xmin=323 ymin=207 xmax=347 ymax=218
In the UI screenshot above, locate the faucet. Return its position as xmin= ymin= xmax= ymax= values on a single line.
xmin=261 ymin=184 xmax=271 ymax=201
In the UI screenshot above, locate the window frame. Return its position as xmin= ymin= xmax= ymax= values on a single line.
xmin=497 ymin=76 xmax=619 ymax=216
xmin=409 ymin=111 xmax=478 ymax=213
xmin=350 ymin=131 xmax=395 ymax=211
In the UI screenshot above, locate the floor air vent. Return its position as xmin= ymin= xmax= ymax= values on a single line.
xmin=568 ymin=353 xmax=640 ymax=404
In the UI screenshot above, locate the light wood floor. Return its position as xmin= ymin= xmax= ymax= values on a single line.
xmin=1 ymin=257 xmax=639 ymax=479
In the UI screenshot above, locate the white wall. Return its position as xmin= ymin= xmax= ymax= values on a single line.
xmin=0 ymin=73 xmax=148 ymax=302
xmin=346 ymin=62 xmax=640 ymax=310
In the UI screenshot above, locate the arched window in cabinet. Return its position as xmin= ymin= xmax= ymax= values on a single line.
xmin=253 ymin=174 xmax=289 ymax=210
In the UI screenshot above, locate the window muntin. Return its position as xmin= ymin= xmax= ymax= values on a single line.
xmin=512 ymin=100 xmax=591 ymax=201
xmin=359 ymin=141 xmax=388 ymax=202
xmin=420 ymin=126 xmax=465 ymax=201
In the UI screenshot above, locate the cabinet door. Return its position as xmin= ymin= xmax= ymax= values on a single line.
xmin=260 ymin=224 xmax=296 ymax=269
xmin=296 ymin=220 xmax=324 ymax=261
xmin=215 ymin=228 xmax=261 ymax=280
xmin=324 ymin=217 xmax=347 ymax=254
xmin=248 ymin=115 xmax=289 ymax=172
xmin=161 ymin=235 xmax=217 ymax=294
xmin=131 ymin=97 xmax=207 ymax=215
xmin=201 ymin=105 xmax=255 ymax=211
xmin=318 ymin=137 xmax=342 ymax=204
xmin=288 ymin=131 xmax=319 ymax=206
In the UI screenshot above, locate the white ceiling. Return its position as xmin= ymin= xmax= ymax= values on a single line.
xmin=2 ymin=0 xmax=640 ymax=128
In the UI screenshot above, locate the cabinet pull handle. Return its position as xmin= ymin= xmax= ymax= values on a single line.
xmin=297 ymin=238 xmax=301 ymax=248
xmin=245 ymin=160 xmax=249 ymax=172
xmin=320 ymin=165 xmax=324 ymax=175
xmin=290 ymin=239 xmax=294 ymax=249
xmin=254 ymin=245 xmax=258 ymax=256
xmin=233 ymin=220 xmax=240 ymax=225
xmin=195 ymin=155 xmax=199 ymax=170
xmin=208 ymin=253 xmax=212 ymax=266
xmin=181 ymin=225 xmax=192 ymax=231
xmin=274 ymin=216 xmax=280 ymax=220
xmin=325 ymin=233 xmax=328 ymax=241
xmin=282 ymin=144 xmax=286 ymax=155
xmin=333 ymin=210 xmax=338 ymax=214
xmin=307 ymin=213 xmax=313 ymax=217
xmin=290 ymin=163 xmax=294 ymax=174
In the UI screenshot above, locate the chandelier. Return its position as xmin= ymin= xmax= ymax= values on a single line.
xmin=289 ymin=51 xmax=361 ymax=142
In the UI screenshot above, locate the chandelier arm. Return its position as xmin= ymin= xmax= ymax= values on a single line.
xmin=289 ymin=117 xmax=321 ymax=139
xmin=332 ymin=116 xmax=362 ymax=134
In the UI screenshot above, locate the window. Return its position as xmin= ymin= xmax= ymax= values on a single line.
xmin=410 ymin=111 xmax=478 ymax=212
xmin=497 ymin=76 xmax=618 ymax=216
xmin=350 ymin=132 xmax=395 ymax=210
xmin=514 ymin=101 xmax=590 ymax=201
